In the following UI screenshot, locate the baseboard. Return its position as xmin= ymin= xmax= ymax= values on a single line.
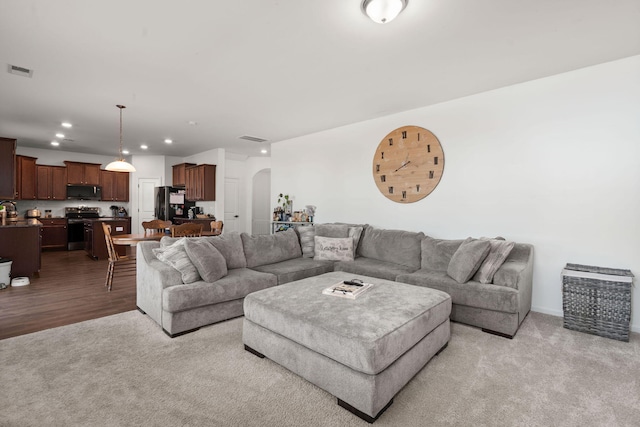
xmin=530 ymin=307 xmax=639 ymax=334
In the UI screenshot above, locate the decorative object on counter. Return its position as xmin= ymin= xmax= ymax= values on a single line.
xmin=105 ymin=105 xmax=136 ymax=173
xmin=110 ymin=205 xmax=119 ymax=217
xmin=274 ymin=193 xmax=292 ymax=221
xmin=117 ymin=206 xmax=128 ymax=217
xmin=305 ymin=205 xmax=316 ymax=222
xmin=45 ymin=210 xmax=52 ymax=218
xmin=25 ymin=208 xmax=41 ymax=218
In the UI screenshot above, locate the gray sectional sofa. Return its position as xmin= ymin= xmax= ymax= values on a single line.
xmin=136 ymin=224 xmax=533 ymax=338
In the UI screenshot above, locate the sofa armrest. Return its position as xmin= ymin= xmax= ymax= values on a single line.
xmin=136 ymin=241 xmax=183 ymax=326
xmin=492 ymin=243 xmax=534 ymax=323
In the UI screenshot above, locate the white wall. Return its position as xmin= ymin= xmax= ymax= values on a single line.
xmin=271 ymin=55 xmax=640 ymax=332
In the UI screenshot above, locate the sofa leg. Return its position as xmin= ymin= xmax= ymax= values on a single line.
xmin=337 ymin=398 xmax=393 ymax=424
xmin=435 ymin=342 xmax=448 ymax=356
xmin=136 ymin=306 xmax=146 ymax=315
xmin=244 ymin=345 xmax=265 ymax=358
xmin=163 ymin=327 xmax=200 ymax=338
xmin=482 ymin=328 xmax=514 ymax=339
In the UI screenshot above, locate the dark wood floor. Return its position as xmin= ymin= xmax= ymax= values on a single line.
xmin=0 ymin=249 xmax=137 ymax=340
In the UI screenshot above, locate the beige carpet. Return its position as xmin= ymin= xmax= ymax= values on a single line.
xmin=1 ymin=311 xmax=638 ymax=427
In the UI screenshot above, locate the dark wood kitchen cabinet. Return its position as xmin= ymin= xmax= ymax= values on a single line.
xmin=15 ymin=155 xmax=37 ymax=200
xmin=40 ymin=218 xmax=68 ymax=250
xmin=64 ymin=161 xmax=101 ymax=185
xmin=84 ymin=219 xmax=130 ymax=260
xmin=0 ymin=137 xmax=16 ymax=199
xmin=0 ymin=224 xmax=41 ymax=277
xmin=172 ymin=162 xmax=195 ymax=187
xmin=185 ymin=164 xmax=216 ymax=201
xmin=100 ymin=170 xmax=129 ymax=202
xmin=36 ymin=165 xmax=67 ymax=200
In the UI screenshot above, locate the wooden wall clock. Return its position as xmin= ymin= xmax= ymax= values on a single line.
xmin=372 ymin=125 xmax=444 ymax=203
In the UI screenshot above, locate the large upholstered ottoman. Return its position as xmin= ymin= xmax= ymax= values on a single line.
xmin=242 ymin=271 xmax=451 ymax=423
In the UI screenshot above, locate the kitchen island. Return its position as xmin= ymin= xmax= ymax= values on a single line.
xmin=0 ymin=220 xmax=42 ymax=278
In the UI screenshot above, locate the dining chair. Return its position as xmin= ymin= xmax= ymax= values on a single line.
xmin=210 ymin=220 xmax=223 ymax=235
xmin=142 ymin=219 xmax=171 ymax=235
xmin=102 ymin=222 xmax=135 ymax=291
xmin=170 ymin=223 xmax=203 ymax=238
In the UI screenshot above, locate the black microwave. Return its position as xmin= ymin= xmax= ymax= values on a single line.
xmin=66 ymin=185 xmax=102 ymax=200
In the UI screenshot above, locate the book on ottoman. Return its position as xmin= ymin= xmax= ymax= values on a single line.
xmin=322 ymin=280 xmax=373 ymax=299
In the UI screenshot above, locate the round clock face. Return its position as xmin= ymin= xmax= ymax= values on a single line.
xmin=372 ymin=125 xmax=444 ymax=203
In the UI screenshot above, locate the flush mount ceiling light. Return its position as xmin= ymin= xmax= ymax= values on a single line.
xmin=105 ymin=105 xmax=136 ymax=173
xmin=61 ymin=122 xmax=73 ymax=128
xmin=362 ymin=0 xmax=407 ymax=24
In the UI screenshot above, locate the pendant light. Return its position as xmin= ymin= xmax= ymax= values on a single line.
xmin=105 ymin=104 xmax=136 ymax=172
xmin=362 ymin=0 xmax=408 ymax=24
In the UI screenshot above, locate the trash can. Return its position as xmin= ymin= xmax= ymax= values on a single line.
xmin=0 ymin=258 xmax=12 ymax=289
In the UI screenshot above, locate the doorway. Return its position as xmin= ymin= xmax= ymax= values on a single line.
xmin=252 ymin=169 xmax=271 ymax=235
xmin=137 ymin=178 xmax=161 ymax=234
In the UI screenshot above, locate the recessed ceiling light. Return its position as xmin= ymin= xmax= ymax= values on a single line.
xmin=61 ymin=122 xmax=72 ymax=128
xmin=122 ymin=150 xmax=129 ymax=155
xmin=55 ymin=133 xmax=64 ymax=138
xmin=50 ymin=141 xmax=60 ymax=146
xmin=140 ymin=145 xmax=148 ymax=150
xmin=261 ymin=149 xmax=267 ymax=154
xmin=164 ymin=139 xmax=172 ymax=144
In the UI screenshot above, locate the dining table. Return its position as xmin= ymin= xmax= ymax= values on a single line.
xmin=112 ymin=230 xmax=220 ymax=246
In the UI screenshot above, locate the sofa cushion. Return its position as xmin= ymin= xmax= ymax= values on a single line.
xmin=492 ymin=243 xmax=533 ymax=289
xmin=447 ymin=238 xmax=491 ymax=283
xmin=314 ymin=224 xmax=349 ymax=238
xmin=184 ymin=239 xmax=228 ymax=283
xmin=334 ymin=257 xmax=418 ymax=281
xmin=241 ymin=229 xmax=302 ymax=268
xmin=163 ymin=268 xmax=277 ymax=313
xmin=313 ymin=236 xmax=354 ymax=261
xmin=160 ymin=232 xmax=247 ymax=269
xmin=152 ymin=238 xmax=200 ymax=284
xmin=359 ymin=226 xmax=424 ymax=269
xmin=473 ymin=239 xmax=516 ymax=284
xmin=348 ymin=226 xmax=364 ymax=258
xmin=396 ymin=270 xmax=519 ymax=313
xmin=421 ymin=236 xmax=464 ymax=271
xmin=297 ymin=226 xmax=316 ymax=258
xmin=251 ymin=258 xmax=335 ymax=285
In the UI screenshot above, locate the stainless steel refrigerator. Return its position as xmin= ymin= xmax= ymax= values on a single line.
xmin=154 ymin=186 xmax=195 ymax=221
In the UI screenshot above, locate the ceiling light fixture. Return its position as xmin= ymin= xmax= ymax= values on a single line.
xmin=140 ymin=144 xmax=148 ymax=150
xmin=61 ymin=122 xmax=72 ymax=128
xmin=122 ymin=150 xmax=130 ymax=155
xmin=362 ymin=0 xmax=407 ymax=24
xmin=164 ymin=139 xmax=172 ymax=144
xmin=261 ymin=149 xmax=268 ymax=154
xmin=105 ymin=105 xmax=136 ymax=173
xmin=55 ymin=133 xmax=64 ymax=138
xmin=50 ymin=141 xmax=60 ymax=146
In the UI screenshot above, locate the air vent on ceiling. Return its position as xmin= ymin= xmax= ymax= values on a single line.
xmin=238 ymin=135 xmax=268 ymax=143
xmin=8 ymin=64 xmax=33 ymax=78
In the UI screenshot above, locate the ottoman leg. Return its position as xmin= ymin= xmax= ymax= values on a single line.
xmin=338 ymin=398 xmax=393 ymax=424
xmin=244 ymin=344 xmax=265 ymax=358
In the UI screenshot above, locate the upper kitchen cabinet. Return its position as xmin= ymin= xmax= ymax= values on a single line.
xmin=37 ymin=165 xmax=67 ymax=200
xmin=172 ymin=163 xmax=195 ymax=187
xmin=0 ymin=137 xmax=16 ymax=199
xmin=64 ymin=161 xmax=101 ymax=185
xmin=185 ymin=164 xmax=216 ymax=201
xmin=100 ymin=170 xmax=129 ymax=202
xmin=15 ymin=155 xmax=37 ymax=200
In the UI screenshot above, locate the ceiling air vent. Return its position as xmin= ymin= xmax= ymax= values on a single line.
xmin=238 ymin=135 xmax=268 ymax=143
xmin=8 ymin=64 xmax=33 ymax=78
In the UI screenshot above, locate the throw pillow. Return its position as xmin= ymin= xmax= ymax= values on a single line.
xmin=348 ymin=226 xmax=364 ymax=258
xmin=297 ymin=226 xmax=316 ymax=258
xmin=184 ymin=239 xmax=228 ymax=283
xmin=473 ymin=239 xmax=515 ymax=284
xmin=313 ymin=236 xmax=354 ymax=262
xmin=447 ymin=238 xmax=491 ymax=284
xmin=314 ymin=224 xmax=349 ymax=238
xmin=152 ymin=238 xmax=201 ymax=284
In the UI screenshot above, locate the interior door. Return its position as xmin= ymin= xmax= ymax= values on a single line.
xmin=137 ymin=178 xmax=161 ymax=234
xmin=224 ymin=178 xmax=240 ymax=233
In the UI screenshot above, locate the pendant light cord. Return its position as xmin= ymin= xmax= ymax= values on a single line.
xmin=117 ymin=104 xmax=126 ymax=160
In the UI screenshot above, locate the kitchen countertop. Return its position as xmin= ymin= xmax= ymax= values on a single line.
xmin=0 ymin=219 xmax=42 ymax=227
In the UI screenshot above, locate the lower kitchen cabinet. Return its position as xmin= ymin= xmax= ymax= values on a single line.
xmin=84 ymin=218 xmax=130 ymax=260
xmin=40 ymin=218 xmax=68 ymax=250
xmin=0 ymin=224 xmax=41 ymax=277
